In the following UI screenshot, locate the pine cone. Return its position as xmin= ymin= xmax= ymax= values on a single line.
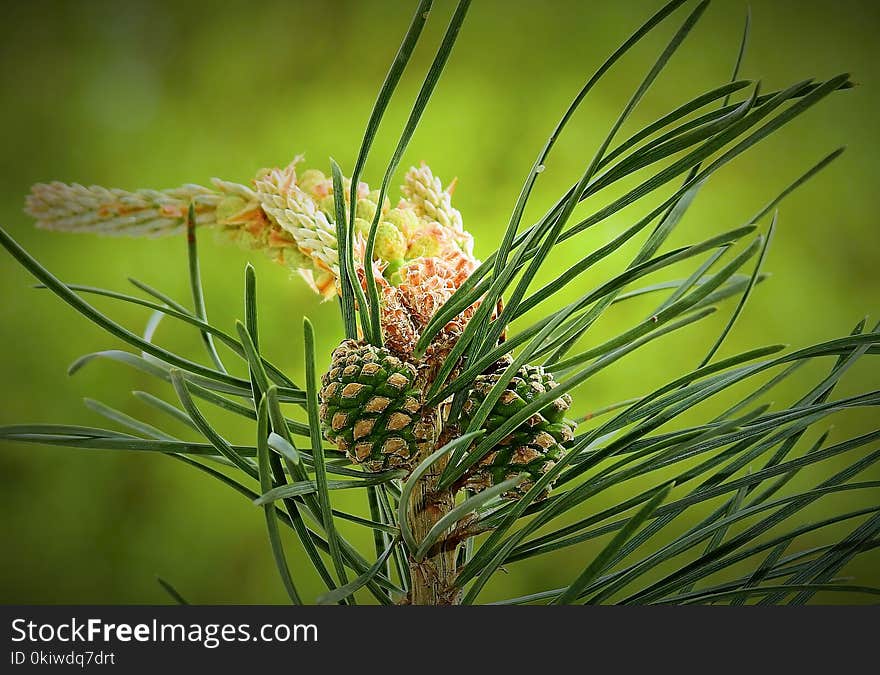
xmin=460 ymin=364 xmax=576 ymax=499
xmin=319 ymin=340 xmax=423 ymax=471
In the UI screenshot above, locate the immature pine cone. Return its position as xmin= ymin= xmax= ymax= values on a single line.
xmin=319 ymin=340 xmax=423 ymax=471
xmin=460 ymin=363 xmax=576 ymax=499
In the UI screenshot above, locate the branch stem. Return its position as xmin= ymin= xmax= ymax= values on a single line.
xmin=408 ymin=410 xmax=461 ymax=605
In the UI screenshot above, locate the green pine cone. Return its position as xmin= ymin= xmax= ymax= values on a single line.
xmin=319 ymin=340 xmax=422 ymax=471
xmin=460 ymin=363 xmax=576 ymax=499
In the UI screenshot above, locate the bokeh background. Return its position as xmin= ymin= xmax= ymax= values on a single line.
xmin=1 ymin=0 xmax=878 ymax=604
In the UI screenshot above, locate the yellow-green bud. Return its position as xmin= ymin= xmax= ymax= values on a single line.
xmin=384 ymin=207 xmax=419 ymax=237
xmin=356 ymin=198 xmax=378 ymax=222
xmin=298 ymin=169 xmax=330 ymax=198
xmin=366 ymin=189 xmax=391 ymax=215
xmin=353 ymin=217 xmax=371 ymax=239
xmin=374 ymin=221 xmax=407 ymax=261
xmin=407 ymin=231 xmax=442 ymax=259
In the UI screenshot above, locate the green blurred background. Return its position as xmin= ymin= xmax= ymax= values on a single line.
xmin=1 ymin=0 xmax=878 ymax=604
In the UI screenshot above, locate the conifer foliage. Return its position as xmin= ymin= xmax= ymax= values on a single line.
xmin=2 ymin=0 xmax=878 ymax=604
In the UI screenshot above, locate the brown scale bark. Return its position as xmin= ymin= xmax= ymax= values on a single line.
xmin=406 ymin=386 xmax=462 ymax=605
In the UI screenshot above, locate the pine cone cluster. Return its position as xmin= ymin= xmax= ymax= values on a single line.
xmin=26 ymin=157 xmax=573 ymax=506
